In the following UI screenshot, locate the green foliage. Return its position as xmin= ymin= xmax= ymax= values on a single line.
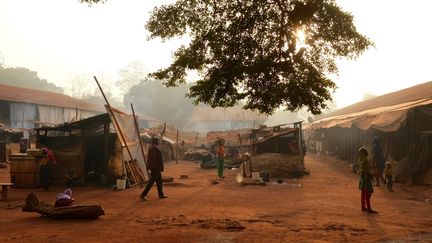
xmin=0 ymin=66 xmax=63 ymax=93
xmin=124 ymin=79 xmax=195 ymax=128
xmin=146 ymin=0 xmax=373 ymax=114
xmin=79 ymin=0 xmax=106 ymax=5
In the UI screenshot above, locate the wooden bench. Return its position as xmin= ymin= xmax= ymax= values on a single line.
xmin=0 ymin=183 xmax=14 ymax=201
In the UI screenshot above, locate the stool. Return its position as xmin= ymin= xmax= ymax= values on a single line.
xmin=0 ymin=183 xmax=14 ymax=201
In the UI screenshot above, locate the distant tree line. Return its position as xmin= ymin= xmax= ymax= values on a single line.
xmin=0 ymin=64 xmax=63 ymax=93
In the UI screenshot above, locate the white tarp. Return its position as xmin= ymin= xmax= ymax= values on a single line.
xmin=107 ymin=106 xmax=149 ymax=180
xmin=39 ymin=106 xmax=99 ymax=124
xmin=10 ymin=102 xmax=37 ymax=129
xmin=38 ymin=105 xmax=65 ymax=125
xmin=310 ymin=98 xmax=432 ymax=132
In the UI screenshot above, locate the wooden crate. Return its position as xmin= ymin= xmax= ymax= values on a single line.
xmin=423 ymin=168 xmax=432 ymax=186
xmin=251 ymin=153 xmax=302 ymax=178
xmin=9 ymin=154 xmax=40 ymax=188
xmin=11 ymin=173 xmax=40 ymax=187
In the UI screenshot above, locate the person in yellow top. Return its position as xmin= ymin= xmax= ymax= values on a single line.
xmin=384 ymin=162 xmax=393 ymax=192
xmin=40 ymin=148 xmax=56 ymax=191
xmin=217 ymin=139 xmax=225 ymax=179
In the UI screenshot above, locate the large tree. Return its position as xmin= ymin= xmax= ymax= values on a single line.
xmin=82 ymin=0 xmax=372 ymax=115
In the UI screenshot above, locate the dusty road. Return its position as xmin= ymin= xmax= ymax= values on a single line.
xmin=0 ymin=154 xmax=431 ymax=242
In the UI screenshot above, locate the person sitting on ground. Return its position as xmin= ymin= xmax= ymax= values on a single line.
xmin=358 ymin=147 xmax=378 ymax=214
xmin=384 ymin=162 xmax=393 ymax=192
xmin=55 ymin=188 xmax=74 ymax=207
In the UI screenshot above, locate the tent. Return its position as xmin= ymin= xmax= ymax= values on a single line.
xmin=305 ymin=81 xmax=432 ymax=184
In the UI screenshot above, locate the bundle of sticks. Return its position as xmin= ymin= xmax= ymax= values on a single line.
xmin=124 ymin=159 xmax=147 ymax=187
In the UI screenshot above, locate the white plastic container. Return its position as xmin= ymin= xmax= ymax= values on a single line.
xmin=116 ymin=179 xmax=126 ymax=190
xmin=251 ymin=172 xmax=261 ymax=181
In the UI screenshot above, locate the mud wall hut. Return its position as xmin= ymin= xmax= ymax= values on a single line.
xmin=250 ymin=124 xmax=304 ymax=178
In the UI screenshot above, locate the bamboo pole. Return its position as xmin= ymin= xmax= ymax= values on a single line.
xmin=130 ymin=103 xmax=150 ymax=179
xmin=176 ymin=129 xmax=179 ymax=164
xmin=93 ymin=76 xmax=135 ymax=182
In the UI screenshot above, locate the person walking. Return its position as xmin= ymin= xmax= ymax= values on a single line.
xmin=372 ymin=137 xmax=385 ymax=186
xmin=384 ymin=162 xmax=394 ymax=192
xmin=358 ymin=147 xmax=378 ymax=214
xmin=217 ymin=139 xmax=225 ymax=179
xmin=140 ymin=137 xmax=167 ymax=201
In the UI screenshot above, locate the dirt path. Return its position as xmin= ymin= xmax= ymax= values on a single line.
xmin=0 ymin=154 xmax=431 ymax=242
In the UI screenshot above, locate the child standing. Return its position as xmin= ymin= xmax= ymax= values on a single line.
xmin=217 ymin=139 xmax=225 ymax=179
xmin=358 ymin=147 xmax=378 ymax=214
xmin=384 ymin=162 xmax=393 ymax=192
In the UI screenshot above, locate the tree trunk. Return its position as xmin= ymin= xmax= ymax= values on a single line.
xmin=22 ymin=192 xmax=105 ymax=219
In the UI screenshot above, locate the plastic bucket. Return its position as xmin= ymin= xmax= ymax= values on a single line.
xmin=251 ymin=172 xmax=261 ymax=181
xmin=260 ymin=171 xmax=271 ymax=182
xmin=116 ymin=179 xmax=126 ymax=190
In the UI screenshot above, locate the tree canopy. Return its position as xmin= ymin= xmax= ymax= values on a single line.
xmin=81 ymin=0 xmax=373 ymax=115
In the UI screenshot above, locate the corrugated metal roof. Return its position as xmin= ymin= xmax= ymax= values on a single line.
xmin=0 ymin=83 xmax=104 ymax=112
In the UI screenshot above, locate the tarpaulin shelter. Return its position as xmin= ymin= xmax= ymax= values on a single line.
xmin=35 ymin=109 xmax=150 ymax=187
xmin=35 ymin=113 xmax=118 ymax=186
xmin=305 ymin=81 xmax=432 ymax=184
xmin=107 ymin=107 xmax=149 ymax=182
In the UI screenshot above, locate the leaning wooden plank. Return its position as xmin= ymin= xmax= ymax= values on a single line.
xmin=22 ymin=192 xmax=105 ymax=219
xmin=130 ymin=159 xmax=146 ymax=185
xmin=124 ymin=160 xmax=137 ymax=185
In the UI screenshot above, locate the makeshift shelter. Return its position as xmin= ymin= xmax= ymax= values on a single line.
xmin=31 ymin=108 xmax=150 ymax=187
xmin=35 ymin=113 xmax=118 ymax=186
xmin=250 ymin=123 xmax=304 ymax=178
xmin=305 ymin=81 xmax=432 ymax=184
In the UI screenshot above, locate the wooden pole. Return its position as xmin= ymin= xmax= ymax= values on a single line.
xmin=75 ymin=106 xmax=78 ymax=121
xmin=160 ymin=122 xmax=166 ymax=142
xmin=130 ymin=103 xmax=150 ymax=179
xmin=176 ymin=129 xmax=179 ymax=164
xmin=103 ymin=122 xmax=109 ymax=175
xmin=93 ymin=76 xmax=135 ymax=176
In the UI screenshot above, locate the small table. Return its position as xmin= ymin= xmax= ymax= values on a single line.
xmin=0 ymin=183 xmax=14 ymax=201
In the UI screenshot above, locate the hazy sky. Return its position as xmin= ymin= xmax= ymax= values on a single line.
xmin=1 ymin=0 xmax=432 ymax=108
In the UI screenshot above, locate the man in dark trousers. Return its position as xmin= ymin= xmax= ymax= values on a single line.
xmin=140 ymin=137 xmax=167 ymax=201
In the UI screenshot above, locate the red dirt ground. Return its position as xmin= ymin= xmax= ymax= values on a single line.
xmin=0 ymin=154 xmax=431 ymax=242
